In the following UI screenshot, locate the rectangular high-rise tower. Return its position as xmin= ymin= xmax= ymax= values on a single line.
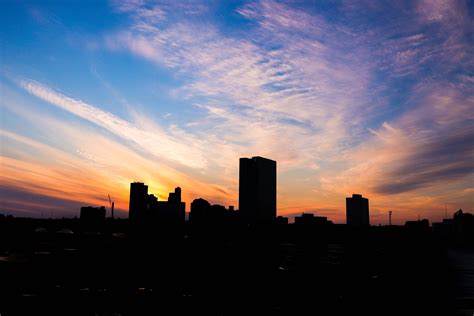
xmin=129 ymin=182 xmax=148 ymax=222
xmin=346 ymin=194 xmax=370 ymax=226
xmin=239 ymin=156 xmax=277 ymax=224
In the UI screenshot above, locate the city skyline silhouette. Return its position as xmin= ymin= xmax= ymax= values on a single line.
xmin=0 ymin=159 xmax=472 ymax=314
xmin=0 ymin=154 xmax=471 ymax=226
xmin=0 ymin=1 xmax=473 ymax=314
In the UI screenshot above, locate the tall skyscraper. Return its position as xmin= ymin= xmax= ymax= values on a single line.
xmin=346 ymin=194 xmax=370 ymax=226
xmin=129 ymin=182 xmax=148 ymax=222
xmin=239 ymin=156 xmax=277 ymax=224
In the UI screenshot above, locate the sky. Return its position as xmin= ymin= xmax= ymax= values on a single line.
xmin=0 ymin=0 xmax=473 ymax=224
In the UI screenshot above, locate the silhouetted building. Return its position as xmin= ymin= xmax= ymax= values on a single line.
xmin=433 ymin=209 xmax=473 ymax=244
xmin=276 ymin=216 xmax=288 ymax=225
xmin=189 ymin=198 xmax=211 ymax=223
xmin=239 ymin=156 xmax=277 ymax=224
xmin=148 ymin=194 xmax=159 ymax=211
xmin=129 ymin=182 xmax=148 ymax=222
xmin=168 ymin=187 xmax=182 ymax=203
xmin=405 ymin=219 xmax=430 ymax=230
xmin=80 ymin=206 xmax=106 ymax=230
xmin=209 ymin=204 xmax=228 ymax=222
xmin=295 ymin=213 xmax=328 ymax=225
xmin=190 ymin=198 xmax=234 ymax=224
xmin=129 ymin=183 xmax=185 ymax=226
xmin=432 ymin=218 xmax=454 ymax=234
xmin=453 ymin=209 xmax=474 ymax=242
xmin=346 ymin=194 xmax=370 ymax=226
xmin=149 ymin=187 xmax=186 ymax=225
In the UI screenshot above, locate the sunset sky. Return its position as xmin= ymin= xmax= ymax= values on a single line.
xmin=1 ymin=0 xmax=473 ymax=224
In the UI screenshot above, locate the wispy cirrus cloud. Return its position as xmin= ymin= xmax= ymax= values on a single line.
xmin=370 ymin=88 xmax=474 ymax=195
xmin=105 ymin=0 xmax=376 ymax=174
xmin=320 ymin=84 xmax=474 ymax=208
xmin=19 ymin=79 xmax=208 ymax=169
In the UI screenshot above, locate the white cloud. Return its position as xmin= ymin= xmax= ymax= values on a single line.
xmin=19 ymin=80 xmax=208 ymax=169
xmin=106 ymin=0 xmax=379 ymax=176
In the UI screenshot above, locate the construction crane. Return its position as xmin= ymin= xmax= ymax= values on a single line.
xmin=108 ymin=194 xmax=115 ymax=219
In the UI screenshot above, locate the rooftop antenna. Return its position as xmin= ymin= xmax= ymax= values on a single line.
xmin=108 ymin=194 xmax=114 ymax=219
xmin=389 ymin=211 xmax=392 ymax=226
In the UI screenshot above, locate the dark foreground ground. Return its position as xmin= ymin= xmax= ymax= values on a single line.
xmin=0 ymin=218 xmax=472 ymax=315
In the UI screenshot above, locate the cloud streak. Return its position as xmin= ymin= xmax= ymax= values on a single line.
xmin=19 ymin=79 xmax=208 ymax=169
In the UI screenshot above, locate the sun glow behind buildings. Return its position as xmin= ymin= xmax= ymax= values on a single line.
xmin=0 ymin=0 xmax=473 ymax=224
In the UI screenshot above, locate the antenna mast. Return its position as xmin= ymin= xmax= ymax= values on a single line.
xmin=108 ymin=194 xmax=114 ymax=219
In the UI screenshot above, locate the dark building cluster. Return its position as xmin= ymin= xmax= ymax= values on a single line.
xmin=294 ymin=213 xmax=331 ymax=226
xmin=80 ymin=206 xmax=106 ymax=231
xmin=0 ymin=155 xmax=473 ymax=315
xmin=432 ymin=209 xmax=474 ymax=245
xmin=126 ymin=156 xmax=279 ymax=227
xmin=124 ymin=156 xmax=369 ymax=228
xmin=129 ymin=182 xmax=185 ymax=225
xmin=189 ymin=198 xmax=236 ymax=225
xmin=77 ymin=156 xmax=474 ymax=240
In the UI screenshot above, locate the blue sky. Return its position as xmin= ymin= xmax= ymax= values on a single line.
xmin=1 ymin=0 xmax=473 ymax=223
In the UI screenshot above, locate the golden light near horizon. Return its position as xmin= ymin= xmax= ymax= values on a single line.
xmin=1 ymin=0 xmax=473 ymax=224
